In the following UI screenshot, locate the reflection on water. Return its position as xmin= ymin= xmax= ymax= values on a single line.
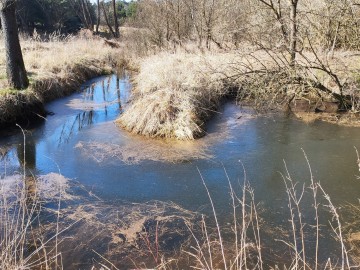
xmin=0 ymin=74 xmax=131 ymax=174
xmin=1 ymin=74 xmax=360 ymax=268
xmin=56 ymin=75 xmax=127 ymax=145
xmin=17 ymin=140 xmax=36 ymax=171
xmin=57 ymin=110 xmax=95 ymax=145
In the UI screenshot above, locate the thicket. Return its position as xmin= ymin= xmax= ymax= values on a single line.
xmin=129 ymin=0 xmax=360 ymax=51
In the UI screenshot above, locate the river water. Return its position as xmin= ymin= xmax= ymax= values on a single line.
xmin=1 ymin=74 xmax=360 ymax=269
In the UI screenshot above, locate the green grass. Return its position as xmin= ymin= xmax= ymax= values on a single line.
xmin=0 ymin=88 xmax=27 ymax=95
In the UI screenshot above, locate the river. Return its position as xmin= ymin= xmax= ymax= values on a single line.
xmin=1 ymin=74 xmax=360 ymax=269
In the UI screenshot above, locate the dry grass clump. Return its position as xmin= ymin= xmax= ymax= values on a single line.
xmin=116 ymin=45 xmax=360 ymax=139
xmin=0 ymin=34 xmax=121 ymax=94
xmin=23 ymin=36 xmax=120 ymax=102
xmin=117 ymin=51 xmax=240 ymax=139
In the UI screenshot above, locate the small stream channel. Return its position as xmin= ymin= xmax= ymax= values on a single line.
xmin=1 ymin=74 xmax=360 ymax=268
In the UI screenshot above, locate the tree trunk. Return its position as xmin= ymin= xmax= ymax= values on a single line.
xmin=96 ymin=0 xmax=100 ymax=34
xmin=112 ymin=0 xmax=119 ymax=38
xmin=69 ymin=0 xmax=92 ymax=30
xmin=258 ymin=0 xmax=288 ymax=42
xmin=102 ymin=1 xmax=115 ymax=37
xmin=0 ymin=0 xmax=29 ymax=89
xmin=289 ymin=0 xmax=298 ymax=66
xmin=82 ymin=0 xmax=93 ymax=30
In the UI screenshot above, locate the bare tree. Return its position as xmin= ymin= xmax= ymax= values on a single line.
xmin=81 ymin=0 xmax=94 ymax=30
xmin=112 ymin=0 xmax=119 ymax=38
xmin=70 ymin=0 xmax=94 ymax=31
xmin=258 ymin=0 xmax=288 ymax=41
xmin=289 ymin=0 xmax=298 ymax=66
xmin=102 ymin=0 xmax=115 ymax=37
xmin=257 ymin=0 xmax=299 ymax=65
xmin=0 ymin=0 xmax=29 ymax=89
xmin=96 ymin=0 xmax=100 ymax=34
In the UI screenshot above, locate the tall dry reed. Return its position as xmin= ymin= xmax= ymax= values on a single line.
xmin=185 ymin=154 xmax=357 ymax=270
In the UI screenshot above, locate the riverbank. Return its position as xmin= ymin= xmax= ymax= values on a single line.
xmin=0 ymin=33 xmax=128 ymax=128
xmin=117 ymin=48 xmax=360 ymax=139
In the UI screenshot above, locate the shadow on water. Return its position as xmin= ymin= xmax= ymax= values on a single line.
xmin=1 ymin=73 xmax=360 ymax=268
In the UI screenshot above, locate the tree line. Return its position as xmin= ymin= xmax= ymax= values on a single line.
xmin=5 ymin=0 xmax=137 ymax=35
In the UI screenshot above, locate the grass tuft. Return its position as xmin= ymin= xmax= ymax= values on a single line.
xmin=116 ymin=51 xmax=240 ymax=139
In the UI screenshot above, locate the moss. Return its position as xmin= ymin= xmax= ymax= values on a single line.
xmin=0 ymin=88 xmax=22 ymax=95
xmin=0 ymin=88 xmax=37 ymax=97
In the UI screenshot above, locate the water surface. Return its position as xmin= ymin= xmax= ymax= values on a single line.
xmin=1 ymin=74 xmax=360 ymax=268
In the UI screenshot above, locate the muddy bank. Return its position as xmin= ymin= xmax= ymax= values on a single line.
xmin=294 ymin=111 xmax=360 ymax=127
xmin=0 ymin=91 xmax=45 ymax=128
xmin=289 ymin=98 xmax=360 ymax=127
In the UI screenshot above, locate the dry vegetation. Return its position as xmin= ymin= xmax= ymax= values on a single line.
xmin=117 ymin=0 xmax=360 ymax=139
xmin=117 ymin=51 xmax=240 ymax=139
xmin=0 ymin=172 xmax=74 ymax=269
xmin=1 ymin=0 xmax=360 ymax=268
xmin=117 ymin=47 xmax=360 ymax=139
